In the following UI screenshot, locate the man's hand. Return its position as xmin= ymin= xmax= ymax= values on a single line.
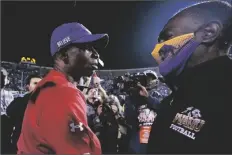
xmin=137 ymin=83 xmax=149 ymax=97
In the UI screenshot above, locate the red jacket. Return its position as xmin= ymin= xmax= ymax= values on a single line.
xmin=17 ymin=70 xmax=101 ymax=154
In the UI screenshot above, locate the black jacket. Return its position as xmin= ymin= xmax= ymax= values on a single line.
xmin=147 ymin=56 xmax=232 ymax=154
xmin=6 ymin=93 xmax=31 ymax=147
xmin=1 ymin=114 xmax=14 ymax=154
xmin=98 ymin=105 xmax=119 ymax=154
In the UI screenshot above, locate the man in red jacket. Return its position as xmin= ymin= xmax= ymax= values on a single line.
xmin=17 ymin=22 xmax=109 ymax=154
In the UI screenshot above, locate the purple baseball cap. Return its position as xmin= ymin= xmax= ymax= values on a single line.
xmin=50 ymin=22 xmax=109 ymax=56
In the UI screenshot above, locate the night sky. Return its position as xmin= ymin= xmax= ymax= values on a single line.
xmin=3 ymin=0 xmax=229 ymax=69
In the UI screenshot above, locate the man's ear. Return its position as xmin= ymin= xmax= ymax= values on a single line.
xmin=200 ymin=21 xmax=222 ymax=43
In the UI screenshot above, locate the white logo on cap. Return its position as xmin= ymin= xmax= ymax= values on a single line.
xmin=57 ymin=36 xmax=71 ymax=48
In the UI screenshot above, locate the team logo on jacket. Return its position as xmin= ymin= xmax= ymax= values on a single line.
xmin=138 ymin=105 xmax=157 ymax=126
xmin=169 ymin=106 xmax=205 ymax=140
xmin=70 ymin=122 xmax=84 ymax=132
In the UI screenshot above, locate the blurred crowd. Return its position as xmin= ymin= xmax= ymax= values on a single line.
xmin=1 ymin=61 xmax=172 ymax=154
xmin=1 ymin=61 xmax=162 ymax=96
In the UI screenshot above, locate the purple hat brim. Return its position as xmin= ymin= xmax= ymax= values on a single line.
xmin=73 ymin=34 xmax=109 ymax=48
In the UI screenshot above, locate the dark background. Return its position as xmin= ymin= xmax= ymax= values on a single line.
xmin=3 ymin=0 xmax=228 ymax=69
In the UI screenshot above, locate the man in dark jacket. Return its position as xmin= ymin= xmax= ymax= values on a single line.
xmin=147 ymin=1 xmax=232 ymax=154
xmin=6 ymin=74 xmax=42 ymax=153
xmin=124 ymin=83 xmax=160 ymax=154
